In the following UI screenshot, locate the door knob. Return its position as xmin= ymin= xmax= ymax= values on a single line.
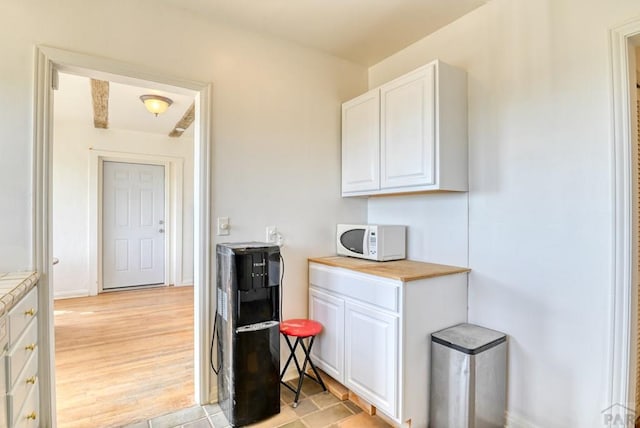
xmin=159 ymin=228 xmax=165 ymax=233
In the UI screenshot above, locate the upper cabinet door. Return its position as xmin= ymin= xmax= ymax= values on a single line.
xmin=380 ymin=64 xmax=435 ymax=189
xmin=341 ymin=90 xmax=380 ymax=194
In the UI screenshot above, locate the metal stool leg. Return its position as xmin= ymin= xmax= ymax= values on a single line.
xmin=281 ymin=334 xmax=327 ymax=408
xmin=292 ymin=337 xmax=311 ymax=407
xmin=281 ymin=334 xmax=309 ymax=408
xmin=300 ymin=336 xmax=326 ymax=391
xmin=280 ymin=334 xmax=302 ymax=384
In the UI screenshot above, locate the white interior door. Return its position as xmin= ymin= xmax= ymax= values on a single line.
xmin=103 ymin=161 xmax=165 ymax=290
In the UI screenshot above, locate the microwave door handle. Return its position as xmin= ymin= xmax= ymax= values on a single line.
xmin=363 ymin=229 xmax=369 ymax=255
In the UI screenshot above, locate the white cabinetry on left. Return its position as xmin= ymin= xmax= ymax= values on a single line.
xmin=3 ymin=287 xmax=39 ymax=428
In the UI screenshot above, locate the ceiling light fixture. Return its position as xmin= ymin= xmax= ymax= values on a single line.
xmin=140 ymin=95 xmax=173 ymax=117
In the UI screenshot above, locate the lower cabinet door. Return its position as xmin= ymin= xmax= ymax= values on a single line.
xmin=344 ymin=301 xmax=398 ymax=417
xmin=309 ymin=288 xmax=345 ymax=383
xmin=7 ymin=352 xmax=37 ymax=427
xmin=11 ymin=385 xmax=38 ymax=428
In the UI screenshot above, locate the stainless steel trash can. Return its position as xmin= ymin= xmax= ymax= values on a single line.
xmin=430 ymin=323 xmax=507 ymax=428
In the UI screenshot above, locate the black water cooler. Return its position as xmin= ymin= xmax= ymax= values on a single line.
xmin=216 ymin=242 xmax=281 ymax=427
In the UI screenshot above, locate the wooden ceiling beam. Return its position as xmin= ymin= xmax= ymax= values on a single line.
xmin=90 ymin=79 xmax=109 ymax=129
xmin=169 ymin=103 xmax=195 ymax=138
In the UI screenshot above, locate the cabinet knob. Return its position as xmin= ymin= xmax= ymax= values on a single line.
xmin=24 ymin=308 xmax=35 ymax=316
xmin=26 ymin=376 xmax=37 ymax=384
xmin=25 ymin=343 xmax=36 ymax=351
xmin=26 ymin=412 xmax=36 ymax=420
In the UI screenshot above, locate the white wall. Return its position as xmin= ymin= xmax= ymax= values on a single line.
xmin=52 ymin=119 xmax=195 ymax=298
xmin=0 ymin=0 xmax=368 ymax=399
xmin=366 ymin=0 xmax=640 ymax=426
xmin=368 ymin=194 xmax=468 ymax=266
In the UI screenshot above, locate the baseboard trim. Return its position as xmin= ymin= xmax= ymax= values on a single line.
xmin=54 ymin=290 xmax=90 ymax=300
xmin=506 ymin=411 xmax=542 ymax=428
xmin=175 ymin=281 xmax=194 ymax=287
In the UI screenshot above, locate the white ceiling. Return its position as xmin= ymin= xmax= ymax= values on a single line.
xmin=159 ymin=0 xmax=489 ymax=66
xmin=54 ymin=72 xmax=195 ymax=137
xmin=54 ymin=2 xmax=488 ymax=134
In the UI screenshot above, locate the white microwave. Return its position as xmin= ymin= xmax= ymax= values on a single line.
xmin=336 ymin=224 xmax=406 ymax=261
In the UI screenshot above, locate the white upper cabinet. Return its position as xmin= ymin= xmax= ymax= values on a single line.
xmin=341 ymin=90 xmax=380 ymax=193
xmin=341 ymin=60 xmax=468 ymax=197
xmin=380 ymin=65 xmax=436 ymax=189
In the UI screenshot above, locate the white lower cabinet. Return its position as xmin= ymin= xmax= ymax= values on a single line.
xmin=2 ymin=287 xmax=39 ymax=428
xmin=309 ymin=289 xmax=344 ymax=383
xmin=344 ymin=301 xmax=397 ymax=417
xmin=309 ymin=262 xmax=468 ymax=427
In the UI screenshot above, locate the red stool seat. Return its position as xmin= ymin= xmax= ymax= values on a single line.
xmin=279 ymin=318 xmax=327 ymax=407
xmin=280 ymin=319 xmax=322 ymax=338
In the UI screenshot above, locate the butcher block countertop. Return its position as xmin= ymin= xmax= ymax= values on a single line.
xmin=0 ymin=271 xmax=39 ymax=317
xmin=308 ymin=256 xmax=470 ymax=282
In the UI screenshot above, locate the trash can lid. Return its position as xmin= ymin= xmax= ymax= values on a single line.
xmin=431 ymin=323 xmax=506 ymax=355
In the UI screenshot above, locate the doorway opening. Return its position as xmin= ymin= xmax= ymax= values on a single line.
xmin=610 ymin=16 xmax=640 ymax=421
xmin=34 ymin=47 xmax=212 ymax=427
xmin=50 ymin=69 xmax=200 ymax=426
xmin=634 ymin=42 xmax=640 ymax=424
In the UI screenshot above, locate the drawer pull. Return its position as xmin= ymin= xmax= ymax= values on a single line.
xmin=25 ymin=343 xmax=36 ymax=351
xmin=26 ymin=412 xmax=36 ymax=420
xmin=24 ymin=308 xmax=35 ymax=316
xmin=26 ymin=376 xmax=37 ymax=384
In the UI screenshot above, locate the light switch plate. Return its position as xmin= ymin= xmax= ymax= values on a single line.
xmin=217 ymin=217 xmax=230 ymax=236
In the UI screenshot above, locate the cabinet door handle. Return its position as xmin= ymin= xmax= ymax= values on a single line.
xmin=25 ymin=343 xmax=36 ymax=351
xmin=24 ymin=308 xmax=35 ymax=316
xmin=26 ymin=376 xmax=37 ymax=384
xmin=26 ymin=412 xmax=36 ymax=420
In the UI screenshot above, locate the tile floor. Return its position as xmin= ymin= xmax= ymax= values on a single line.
xmin=122 ymin=379 xmax=391 ymax=428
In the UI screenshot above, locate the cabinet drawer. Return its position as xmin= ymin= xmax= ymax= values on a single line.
xmin=8 ymin=352 xmax=37 ymax=425
xmin=11 ymin=384 xmax=38 ymax=428
xmin=309 ymin=264 xmax=399 ymax=312
xmin=7 ymin=320 xmax=37 ymax=388
xmin=8 ymin=288 xmax=37 ymax=345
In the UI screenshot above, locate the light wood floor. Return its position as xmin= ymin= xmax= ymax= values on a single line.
xmin=54 ymin=286 xmax=194 ymax=428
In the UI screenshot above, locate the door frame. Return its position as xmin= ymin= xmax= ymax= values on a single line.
xmin=92 ymin=153 xmax=184 ymax=294
xmin=33 ymin=46 xmax=213 ymax=427
xmin=610 ymin=19 xmax=640 ymax=411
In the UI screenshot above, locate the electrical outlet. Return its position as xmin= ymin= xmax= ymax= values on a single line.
xmin=266 ymin=226 xmax=277 ymax=243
